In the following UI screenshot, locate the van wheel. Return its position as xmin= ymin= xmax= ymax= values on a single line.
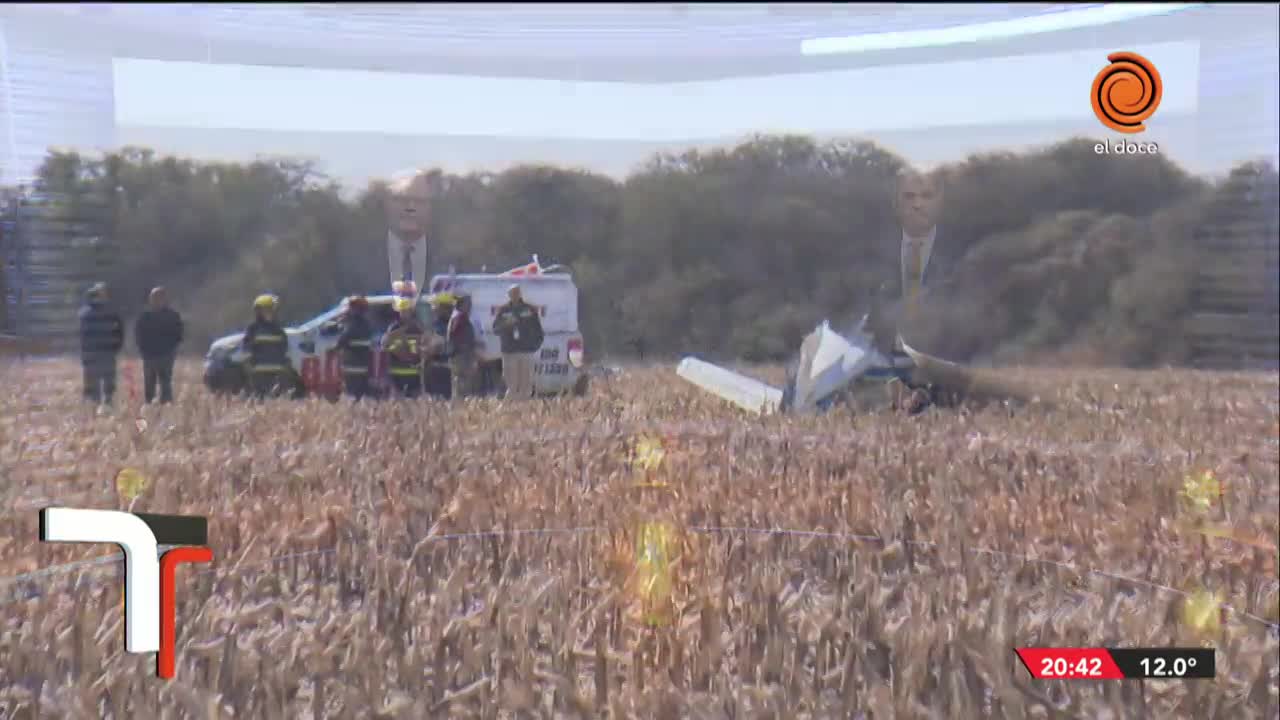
xmin=205 ymin=364 xmax=247 ymax=396
xmin=288 ymin=371 xmax=308 ymax=400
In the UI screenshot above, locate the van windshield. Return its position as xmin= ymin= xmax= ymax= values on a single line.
xmin=298 ymin=306 xmax=341 ymax=332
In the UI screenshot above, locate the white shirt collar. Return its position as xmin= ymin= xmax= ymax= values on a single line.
xmin=902 ymin=226 xmax=937 ymax=247
xmin=386 ymin=230 xmax=428 ymax=288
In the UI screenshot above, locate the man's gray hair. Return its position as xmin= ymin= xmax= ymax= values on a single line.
xmin=895 ymin=166 xmax=944 ymax=193
xmin=388 ymin=168 xmax=442 ymax=195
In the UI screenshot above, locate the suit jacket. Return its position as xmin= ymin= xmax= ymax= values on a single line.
xmin=865 ymin=226 xmax=966 ymax=354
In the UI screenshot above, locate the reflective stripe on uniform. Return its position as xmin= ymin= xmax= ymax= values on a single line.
xmin=348 ymin=340 xmax=371 ymax=347
xmin=253 ymin=335 xmax=286 ymax=343
xmin=389 ymin=367 xmax=419 ymax=377
xmin=343 ymin=367 xmax=369 ymax=375
xmin=251 ymin=364 xmax=287 ymax=373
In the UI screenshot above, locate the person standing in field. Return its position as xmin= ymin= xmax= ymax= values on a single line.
xmin=446 ymin=293 xmax=480 ymax=399
xmin=78 ymin=282 xmax=125 ymax=405
xmin=336 ymin=295 xmax=375 ymax=400
xmin=382 ymin=296 xmax=427 ymax=398
xmin=242 ymin=294 xmax=290 ymax=399
xmin=492 ymin=284 xmax=543 ymax=401
xmin=423 ymin=292 xmax=456 ymax=398
xmin=134 ymin=286 xmax=184 ymax=404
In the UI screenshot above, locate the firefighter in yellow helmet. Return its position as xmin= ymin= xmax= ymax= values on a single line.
xmin=427 ymin=292 xmax=455 ymax=334
xmin=423 ymin=291 xmax=456 ymax=398
xmin=381 ymin=295 xmax=427 ymax=398
xmin=241 ymin=294 xmax=290 ymax=399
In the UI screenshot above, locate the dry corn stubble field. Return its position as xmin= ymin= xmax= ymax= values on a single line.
xmin=1 ymin=358 xmax=1278 ymax=720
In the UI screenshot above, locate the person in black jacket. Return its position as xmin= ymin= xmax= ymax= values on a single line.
xmin=78 ymin=282 xmax=125 ymax=405
xmin=134 ymin=286 xmax=184 ymax=403
xmin=242 ymin=294 xmax=291 ymax=399
xmin=492 ymin=285 xmax=543 ymax=400
xmin=336 ymin=295 xmax=375 ymax=400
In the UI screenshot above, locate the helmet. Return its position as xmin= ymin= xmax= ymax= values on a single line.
xmin=430 ymin=292 xmax=457 ymax=307
xmin=392 ymin=296 xmax=414 ymax=313
xmin=348 ymin=295 xmax=369 ymax=311
xmin=392 ymin=280 xmax=419 ymax=298
xmin=253 ymin=294 xmax=279 ymax=311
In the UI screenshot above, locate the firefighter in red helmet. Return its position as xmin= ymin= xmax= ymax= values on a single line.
xmin=337 ymin=295 xmax=375 ymax=400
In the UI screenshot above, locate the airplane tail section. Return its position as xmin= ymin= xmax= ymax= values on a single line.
xmin=788 ymin=321 xmax=881 ymax=413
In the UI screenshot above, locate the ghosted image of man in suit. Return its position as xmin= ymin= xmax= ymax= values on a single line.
xmin=336 ymin=168 xmax=441 ymax=296
xmin=863 ymin=167 xmax=970 ymax=411
xmin=867 ymin=167 xmax=956 ymax=352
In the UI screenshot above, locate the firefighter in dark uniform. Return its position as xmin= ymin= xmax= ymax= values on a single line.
xmin=336 ymin=295 xmax=375 ymax=400
xmin=424 ymin=292 xmax=456 ymax=399
xmin=429 ymin=292 xmax=455 ymax=337
xmin=382 ymin=295 xmax=426 ymax=398
xmin=242 ymin=294 xmax=290 ymax=399
xmin=78 ymin=282 xmax=125 ymax=405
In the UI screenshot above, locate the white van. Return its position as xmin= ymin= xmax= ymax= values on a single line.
xmin=428 ymin=270 xmax=587 ymax=396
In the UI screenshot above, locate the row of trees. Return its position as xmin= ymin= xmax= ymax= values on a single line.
xmin=12 ymin=136 xmax=1279 ymax=366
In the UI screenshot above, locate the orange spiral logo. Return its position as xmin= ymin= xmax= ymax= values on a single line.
xmin=1091 ymin=51 xmax=1163 ymax=134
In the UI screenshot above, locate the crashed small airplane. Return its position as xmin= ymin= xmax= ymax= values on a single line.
xmin=677 ymin=317 xmax=1042 ymax=414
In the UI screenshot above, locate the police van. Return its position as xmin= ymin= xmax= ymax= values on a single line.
xmin=203 ymin=261 xmax=588 ymax=398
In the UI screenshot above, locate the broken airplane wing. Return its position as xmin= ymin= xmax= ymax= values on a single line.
xmin=676 ymin=357 xmax=784 ymax=414
xmin=676 ymin=320 xmax=885 ymax=415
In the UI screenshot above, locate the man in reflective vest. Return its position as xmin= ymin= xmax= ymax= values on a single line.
xmin=381 ymin=295 xmax=426 ymax=398
xmin=242 ymin=294 xmax=291 ymax=399
xmin=492 ymin=285 xmax=543 ymax=401
xmin=337 ymin=295 xmax=375 ymax=400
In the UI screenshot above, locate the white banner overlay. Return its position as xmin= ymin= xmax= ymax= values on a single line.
xmin=40 ymin=508 xmax=160 ymax=653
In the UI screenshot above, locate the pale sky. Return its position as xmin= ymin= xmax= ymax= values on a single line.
xmin=113 ymin=40 xmax=1200 ymax=141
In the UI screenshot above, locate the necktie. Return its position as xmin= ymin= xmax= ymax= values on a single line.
xmin=905 ymin=240 xmax=924 ymax=305
xmin=899 ymin=240 xmax=924 ymax=350
xmin=401 ymin=241 xmax=413 ymax=283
